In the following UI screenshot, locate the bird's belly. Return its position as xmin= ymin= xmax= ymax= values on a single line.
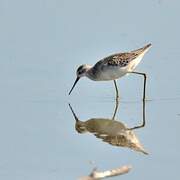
xmin=97 ymin=67 xmax=127 ymax=81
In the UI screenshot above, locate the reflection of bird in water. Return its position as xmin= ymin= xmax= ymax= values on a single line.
xmin=69 ymin=44 xmax=151 ymax=101
xmin=79 ymin=165 xmax=131 ymax=180
xmin=69 ymin=104 xmax=148 ymax=155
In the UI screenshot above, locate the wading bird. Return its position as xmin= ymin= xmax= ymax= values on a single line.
xmin=69 ymin=44 xmax=151 ymax=100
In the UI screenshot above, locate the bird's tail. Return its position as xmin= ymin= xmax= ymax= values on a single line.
xmin=131 ymin=43 xmax=152 ymax=55
xmin=143 ymin=43 xmax=152 ymax=50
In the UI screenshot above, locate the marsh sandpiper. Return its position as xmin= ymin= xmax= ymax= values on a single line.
xmin=69 ymin=44 xmax=152 ymax=100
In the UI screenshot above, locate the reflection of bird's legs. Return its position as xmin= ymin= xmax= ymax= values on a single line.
xmin=128 ymin=98 xmax=146 ymax=130
xmin=112 ymin=82 xmax=119 ymax=120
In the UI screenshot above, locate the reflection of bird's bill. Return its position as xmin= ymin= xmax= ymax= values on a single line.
xmin=68 ymin=77 xmax=80 ymax=95
xmin=68 ymin=104 xmax=79 ymax=122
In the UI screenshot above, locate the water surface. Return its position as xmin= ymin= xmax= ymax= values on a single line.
xmin=0 ymin=0 xmax=180 ymax=179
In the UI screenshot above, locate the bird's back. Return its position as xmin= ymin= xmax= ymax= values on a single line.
xmin=90 ymin=44 xmax=151 ymax=81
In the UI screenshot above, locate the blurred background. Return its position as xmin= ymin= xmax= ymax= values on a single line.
xmin=0 ymin=0 xmax=180 ymax=179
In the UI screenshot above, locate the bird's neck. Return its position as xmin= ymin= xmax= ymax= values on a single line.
xmin=86 ymin=67 xmax=98 ymax=81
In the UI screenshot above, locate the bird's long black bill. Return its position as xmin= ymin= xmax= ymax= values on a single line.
xmin=68 ymin=77 xmax=80 ymax=95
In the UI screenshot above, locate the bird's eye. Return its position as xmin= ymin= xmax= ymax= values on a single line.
xmin=79 ymin=69 xmax=85 ymax=74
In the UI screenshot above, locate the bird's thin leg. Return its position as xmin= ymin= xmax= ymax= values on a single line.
xmin=130 ymin=72 xmax=147 ymax=101
xmin=113 ymin=80 xmax=119 ymax=100
xmin=112 ymin=80 xmax=120 ymax=120
xmin=112 ymin=96 xmax=119 ymax=120
xmin=128 ymin=97 xmax=146 ymax=130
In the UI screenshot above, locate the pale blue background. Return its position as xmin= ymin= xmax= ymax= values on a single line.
xmin=0 ymin=0 xmax=180 ymax=179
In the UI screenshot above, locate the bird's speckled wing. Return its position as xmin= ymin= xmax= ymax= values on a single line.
xmin=104 ymin=52 xmax=138 ymax=67
xmin=93 ymin=44 xmax=151 ymax=69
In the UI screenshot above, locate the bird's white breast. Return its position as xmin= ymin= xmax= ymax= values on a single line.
xmin=96 ymin=66 xmax=128 ymax=81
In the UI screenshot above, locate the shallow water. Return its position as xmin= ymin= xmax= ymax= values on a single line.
xmin=0 ymin=0 xmax=180 ymax=179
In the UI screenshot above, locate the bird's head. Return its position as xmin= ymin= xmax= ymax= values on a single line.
xmin=69 ymin=64 xmax=91 ymax=95
xmin=76 ymin=64 xmax=90 ymax=77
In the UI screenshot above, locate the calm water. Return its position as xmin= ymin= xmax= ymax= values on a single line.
xmin=0 ymin=0 xmax=180 ymax=179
